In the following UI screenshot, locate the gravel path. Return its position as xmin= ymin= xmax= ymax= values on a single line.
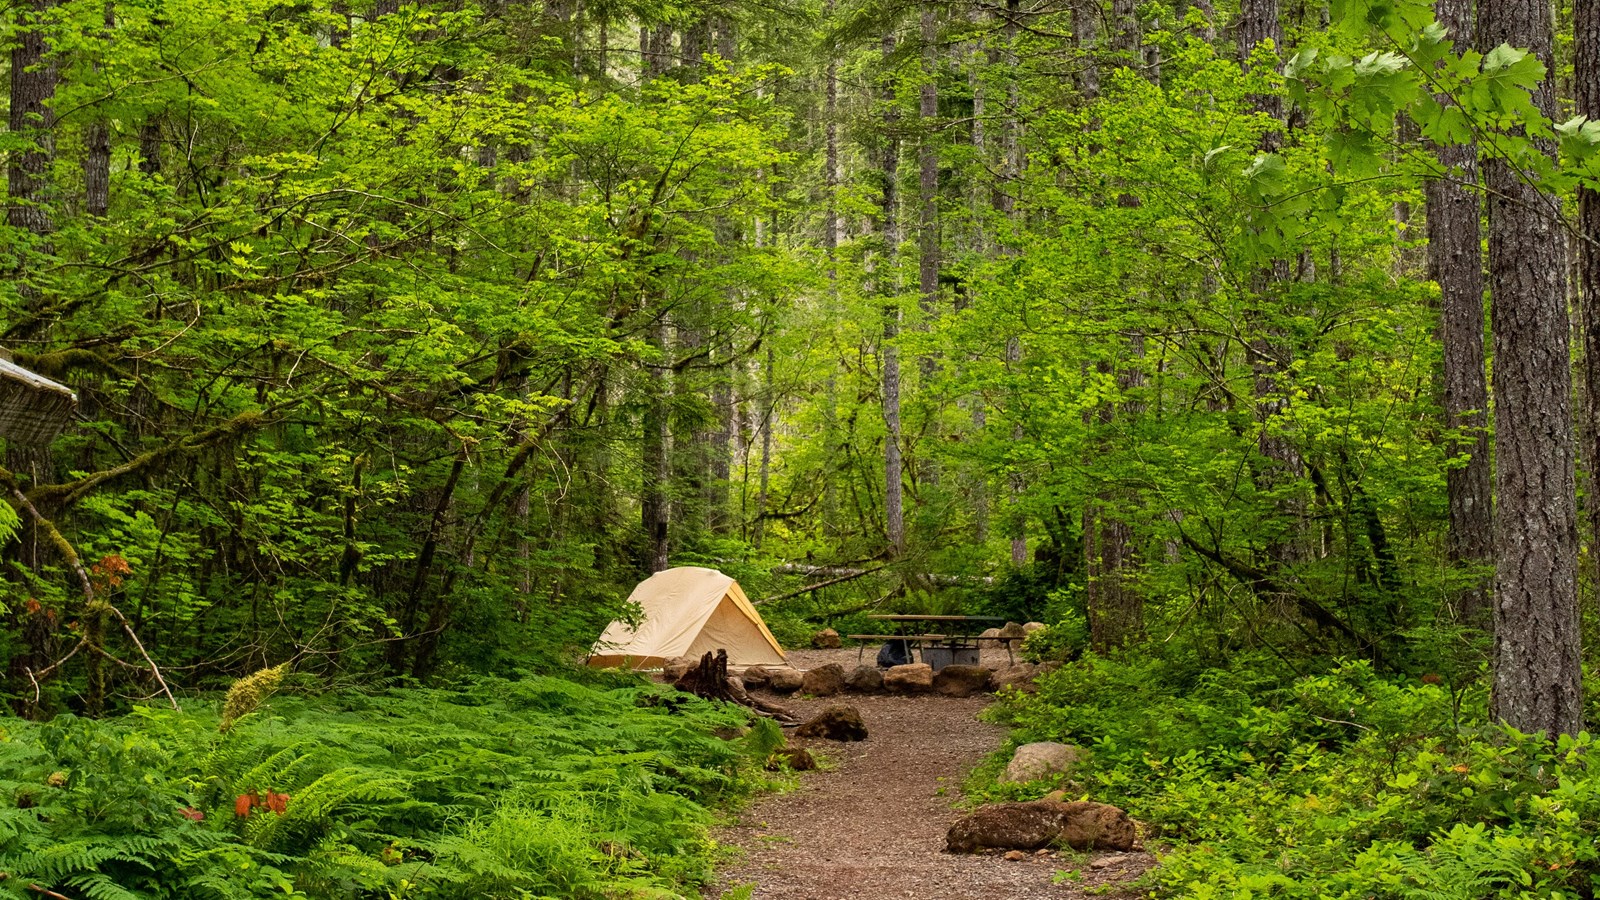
xmin=711 ymin=650 xmax=1154 ymax=900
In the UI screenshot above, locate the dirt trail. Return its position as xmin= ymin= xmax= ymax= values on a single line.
xmin=712 ymin=650 xmax=1153 ymax=900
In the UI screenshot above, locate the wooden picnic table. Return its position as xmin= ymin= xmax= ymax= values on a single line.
xmin=853 ymin=615 xmax=1015 ymax=667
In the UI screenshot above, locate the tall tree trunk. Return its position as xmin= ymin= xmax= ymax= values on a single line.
xmin=752 ymin=346 xmax=776 ymax=547
xmin=918 ymin=7 xmax=940 ymax=351
xmin=1481 ymin=0 xmax=1584 ymax=737
xmin=638 ymin=23 xmax=674 ymax=572
xmin=1083 ymin=0 xmax=1146 ymax=645
xmin=84 ymin=123 xmax=110 ymax=218
xmin=916 ymin=7 xmax=941 ymax=491
xmin=138 ymin=120 xmax=162 ymax=175
xmin=1239 ymin=0 xmax=1306 ymax=570
xmin=1238 ymin=0 xmax=1285 ymax=148
xmin=1086 ymin=336 xmax=1147 ymax=650
xmin=1193 ymin=0 xmax=1219 ymax=42
xmin=1075 ymin=0 xmax=1100 ymax=99
xmin=642 ymin=317 xmax=671 ymax=572
xmin=1002 ymin=0 xmax=1027 ymax=565
xmin=1430 ymin=0 xmax=1492 ymax=624
xmin=1577 ymin=0 xmax=1600 ymax=620
xmin=9 ymin=0 xmax=58 ymax=240
xmin=1112 ymin=0 xmax=1139 ymax=63
xmin=823 ymin=0 xmax=842 ymax=538
xmin=1144 ymin=16 xmax=1162 ymax=82
xmin=709 ymin=369 xmax=733 ymax=533
xmin=967 ymin=20 xmax=990 ymax=543
xmin=881 ymin=33 xmax=905 ymax=554
xmin=83 ymin=2 xmax=115 ymax=219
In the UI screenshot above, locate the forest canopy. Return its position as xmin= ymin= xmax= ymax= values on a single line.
xmin=0 ymin=0 xmax=1596 ymax=747
xmin=5 ymin=0 xmax=1600 ymax=897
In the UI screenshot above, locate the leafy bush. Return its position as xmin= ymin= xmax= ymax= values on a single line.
xmin=985 ymin=653 xmax=1600 ymax=899
xmin=0 ymin=676 xmax=766 ymax=899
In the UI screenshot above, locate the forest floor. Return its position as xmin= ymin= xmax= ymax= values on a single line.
xmin=711 ymin=648 xmax=1156 ymax=900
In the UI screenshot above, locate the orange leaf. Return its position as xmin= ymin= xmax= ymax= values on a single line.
xmin=235 ymin=794 xmax=254 ymax=817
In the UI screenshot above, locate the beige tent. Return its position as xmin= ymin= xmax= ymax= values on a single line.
xmin=587 ymin=567 xmax=787 ymax=669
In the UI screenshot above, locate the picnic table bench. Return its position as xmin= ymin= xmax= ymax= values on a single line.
xmin=846 ymin=633 xmax=948 ymax=665
xmin=850 ymin=615 xmax=1015 ymax=669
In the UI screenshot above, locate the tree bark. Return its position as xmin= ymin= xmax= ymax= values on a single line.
xmin=1577 ymin=0 xmax=1600 ymax=622
xmin=918 ymin=6 xmax=940 ymax=353
xmin=1481 ymin=0 xmax=1584 ymax=737
xmin=9 ymin=0 xmax=58 ymax=239
xmin=1112 ymin=0 xmax=1139 ymax=63
xmin=1429 ymin=0 xmax=1492 ymax=624
xmin=823 ymin=0 xmax=842 ymax=538
xmin=1002 ymin=0 xmax=1027 ymax=565
xmin=1238 ymin=0 xmax=1285 ymax=149
xmin=138 ymin=120 xmax=162 ymax=176
xmin=967 ymin=25 xmax=990 ymax=543
xmin=881 ymin=33 xmax=905 ymax=554
xmin=83 ymin=1 xmax=115 ymax=218
xmin=1085 ymin=335 xmax=1146 ymax=650
xmin=642 ymin=317 xmax=671 ymax=572
xmin=1237 ymin=0 xmax=1305 ymax=569
xmin=1075 ymin=0 xmax=1099 ymax=99
xmin=752 ymin=347 xmax=775 ymax=548
xmin=916 ymin=7 xmax=941 ymax=491
xmin=637 ymin=22 xmax=675 ymax=572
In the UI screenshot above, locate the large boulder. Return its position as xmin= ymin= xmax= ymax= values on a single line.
xmin=883 ymin=663 xmax=934 ymax=694
xmin=795 ymin=705 xmax=868 ymax=741
xmin=980 ymin=627 xmax=1003 ymax=640
xmin=812 ymin=628 xmax=842 ymax=649
xmin=1023 ymin=622 xmax=1048 ymax=636
xmin=946 ymin=800 xmax=1136 ymax=853
xmin=993 ymin=663 xmax=1039 ymax=693
xmin=845 ymin=664 xmax=885 ymax=693
xmin=802 ymin=663 xmax=847 ymax=696
xmin=661 ymin=655 xmax=696 ymax=682
xmin=740 ymin=666 xmax=773 ymax=689
xmin=765 ymin=667 xmax=805 ymax=693
xmin=1001 ymin=742 xmax=1085 ymax=784
xmin=998 ymin=622 xmax=1029 ymax=646
xmin=933 ymin=664 xmax=993 ymax=697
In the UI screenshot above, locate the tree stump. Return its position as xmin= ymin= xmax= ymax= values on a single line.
xmin=675 ymin=649 xmax=801 ymax=724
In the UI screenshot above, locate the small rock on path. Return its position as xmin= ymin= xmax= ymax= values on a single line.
xmin=713 ymin=649 xmax=1153 ymax=900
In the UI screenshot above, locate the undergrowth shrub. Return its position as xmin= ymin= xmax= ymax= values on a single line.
xmin=984 ymin=653 xmax=1600 ymax=899
xmin=0 ymin=675 xmax=766 ymax=899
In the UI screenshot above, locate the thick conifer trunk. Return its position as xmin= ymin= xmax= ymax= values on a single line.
xmin=1429 ymin=0 xmax=1492 ymax=624
xmin=83 ymin=1 xmax=115 ymax=218
xmin=1481 ymin=0 xmax=1584 ymax=737
xmin=9 ymin=0 xmax=58 ymax=240
xmin=822 ymin=0 xmax=842 ymax=538
xmin=1239 ymin=0 xmax=1308 ymax=571
xmin=1075 ymin=0 xmax=1099 ymax=99
xmin=640 ymin=25 xmax=673 ymax=572
xmin=1002 ymin=0 xmax=1027 ymax=565
xmin=1577 ymin=0 xmax=1600 ymax=618
xmin=916 ymin=7 xmax=941 ymax=490
xmin=881 ymin=33 xmax=905 ymax=554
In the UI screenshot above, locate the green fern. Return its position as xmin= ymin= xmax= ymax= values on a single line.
xmin=0 ymin=675 xmax=765 ymax=899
